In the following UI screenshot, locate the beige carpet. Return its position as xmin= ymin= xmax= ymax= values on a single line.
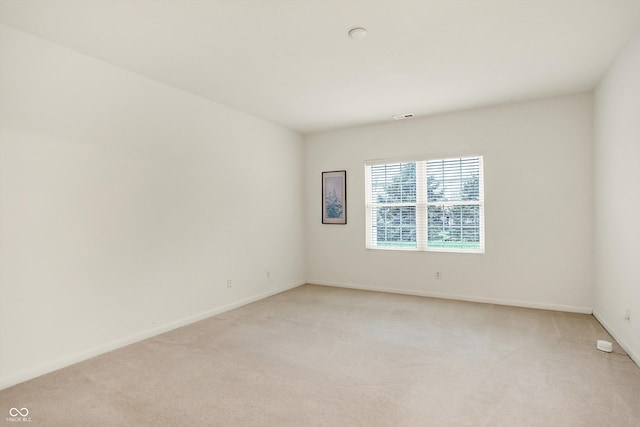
xmin=1 ymin=284 xmax=639 ymax=426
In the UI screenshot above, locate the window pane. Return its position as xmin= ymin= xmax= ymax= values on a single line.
xmin=427 ymin=204 xmax=480 ymax=250
xmin=370 ymin=162 xmax=416 ymax=204
xmin=376 ymin=206 xmax=416 ymax=247
xmin=426 ymin=157 xmax=480 ymax=202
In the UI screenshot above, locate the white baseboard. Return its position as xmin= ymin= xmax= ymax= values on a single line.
xmin=0 ymin=281 xmax=304 ymax=391
xmin=308 ymin=280 xmax=593 ymax=314
xmin=592 ymin=310 xmax=640 ymax=368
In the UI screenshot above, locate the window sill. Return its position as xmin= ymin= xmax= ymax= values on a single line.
xmin=365 ymin=246 xmax=485 ymax=255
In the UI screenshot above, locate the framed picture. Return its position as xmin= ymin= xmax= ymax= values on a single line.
xmin=322 ymin=170 xmax=347 ymax=224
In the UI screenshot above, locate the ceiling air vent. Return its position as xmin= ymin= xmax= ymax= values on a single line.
xmin=392 ymin=113 xmax=414 ymax=120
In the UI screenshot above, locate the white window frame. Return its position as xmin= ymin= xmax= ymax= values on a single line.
xmin=365 ymin=155 xmax=485 ymax=254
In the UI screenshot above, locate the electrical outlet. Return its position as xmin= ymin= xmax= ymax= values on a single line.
xmin=435 ymin=271 xmax=441 ymax=280
xmin=226 ymin=279 xmax=232 ymax=288
xmin=624 ymin=309 xmax=631 ymax=321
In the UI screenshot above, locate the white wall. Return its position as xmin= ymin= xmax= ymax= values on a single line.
xmin=0 ymin=25 xmax=306 ymax=388
xmin=593 ymin=32 xmax=640 ymax=365
xmin=305 ymin=94 xmax=593 ymax=313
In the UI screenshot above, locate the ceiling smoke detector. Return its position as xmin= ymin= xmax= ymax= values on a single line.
xmin=392 ymin=113 xmax=415 ymax=120
xmin=348 ymin=27 xmax=367 ymax=40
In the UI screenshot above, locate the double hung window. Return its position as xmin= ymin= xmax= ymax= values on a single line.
xmin=365 ymin=156 xmax=484 ymax=253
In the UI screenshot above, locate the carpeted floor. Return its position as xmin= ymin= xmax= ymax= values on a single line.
xmin=1 ymin=284 xmax=639 ymax=426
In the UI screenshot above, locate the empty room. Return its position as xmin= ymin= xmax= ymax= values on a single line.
xmin=1 ymin=0 xmax=640 ymax=425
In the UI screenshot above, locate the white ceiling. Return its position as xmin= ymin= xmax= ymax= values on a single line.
xmin=2 ymin=0 xmax=640 ymax=134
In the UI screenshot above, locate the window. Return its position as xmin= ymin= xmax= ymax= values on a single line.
xmin=365 ymin=156 xmax=484 ymax=253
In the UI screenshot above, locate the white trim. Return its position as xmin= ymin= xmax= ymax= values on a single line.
xmin=477 ymin=155 xmax=486 ymax=252
xmin=0 ymin=281 xmax=304 ymax=391
xmin=365 ymin=156 xmax=485 ymax=254
xmin=308 ymin=280 xmax=593 ymax=314
xmin=592 ymin=310 xmax=640 ymax=368
xmin=415 ymin=161 xmax=427 ymax=251
xmin=364 ymin=245 xmax=484 ymax=254
xmin=365 ymin=151 xmax=486 ymax=166
xmin=369 ymin=202 xmax=419 ymax=208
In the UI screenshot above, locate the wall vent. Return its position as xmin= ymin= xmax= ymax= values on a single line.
xmin=392 ymin=113 xmax=414 ymax=120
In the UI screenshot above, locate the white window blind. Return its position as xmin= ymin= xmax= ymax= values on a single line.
xmin=365 ymin=156 xmax=484 ymax=253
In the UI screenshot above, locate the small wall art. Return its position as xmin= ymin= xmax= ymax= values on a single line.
xmin=322 ymin=170 xmax=347 ymax=224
